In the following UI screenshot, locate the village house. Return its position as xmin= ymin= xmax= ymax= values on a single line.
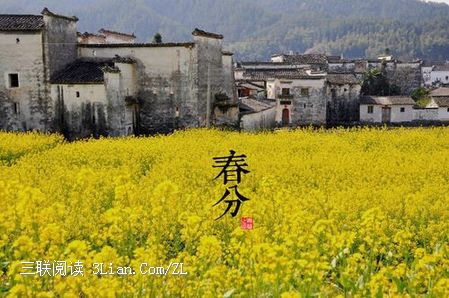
xmin=360 ymin=96 xmax=415 ymax=123
xmin=429 ymin=65 xmax=449 ymax=86
xmin=0 ymin=8 xmax=78 ymax=132
xmin=426 ymin=97 xmax=449 ymax=121
xmin=325 ymin=73 xmax=361 ymax=124
xmin=236 ymin=57 xmax=362 ymax=128
xmin=421 ymin=61 xmax=449 ymax=86
xmin=77 ymin=28 xmax=136 ymax=44
xmin=0 ymin=9 xmax=238 ymax=138
xmin=425 ymin=87 xmax=449 ymax=121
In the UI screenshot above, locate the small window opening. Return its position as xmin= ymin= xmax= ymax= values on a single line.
xmin=8 ymin=73 xmax=19 ymax=88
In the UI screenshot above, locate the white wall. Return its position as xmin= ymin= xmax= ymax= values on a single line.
xmin=79 ymin=45 xmax=195 ymax=77
xmin=413 ymin=109 xmax=438 ymax=121
xmin=390 ymin=105 xmax=414 ymax=122
xmin=438 ymin=107 xmax=449 ymax=121
xmin=431 ymin=70 xmax=449 ymax=85
xmin=51 ymin=83 xmax=107 ymax=108
xmin=0 ymin=32 xmax=46 ymax=130
xmin=360 ymin=104 xmax=382 ymax=122
xmin=241 ymin=106 xmax=276 ymax=131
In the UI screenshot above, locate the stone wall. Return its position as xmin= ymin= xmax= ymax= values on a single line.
xmin=241 ymin=106 xmax=276 ymax=131
xmin=79 ymin=34 xmax=238 ymax=134
xmin=413 ymin=108 xmax=439 ymax=121
xmin=326 ymin=83 xmax=361 ymax=124
xmin=51 ymin=83 xmax=108 ymax=138
xmin=79 ymin=44 xmax=198 ymax=134
xmin=273 ymin=78 xmax=327 ymax=125
xmin=43 ymin=12 xmax=78 ymax=80
xmin=386 ymin=63 xmax=422 ymax=96
xmin=0 ymin=31 xmax=47 ymax=131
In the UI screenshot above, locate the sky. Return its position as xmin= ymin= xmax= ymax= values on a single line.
xmin=425 ymin=0 xmax=449 ymax=4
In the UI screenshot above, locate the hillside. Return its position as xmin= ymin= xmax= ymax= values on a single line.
xmin=1 ymin=0 xmax=449 ymax=60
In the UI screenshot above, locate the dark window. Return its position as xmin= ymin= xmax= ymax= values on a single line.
xmin=281 ymin=88 xmax=290 ymax=96
xmin=16 ymin=38 xmax=20 ymax=44
xmin=8 ymin=73 xmax=19 ymax=88
xmin=13 ymin=102 xmax=20 ymax=115
xmin=303 ymin=103 xmax=307 ymax=108
xmin=367 ymin=106 xmax=374 ymax=114
xmin=331 ymin=89 xmax=336 ymax=99
xmin=447 ymin=108 xmax=449 ymax=113
xmin=76 ymin=91 xmax=80 ymax=98
xmin=301 ymin=88 xmax=309 ymax=97
xmin=446 ymin=76 xmax=449 ymax=80
xmin=400 ymin=107 xmax=405 ymax=113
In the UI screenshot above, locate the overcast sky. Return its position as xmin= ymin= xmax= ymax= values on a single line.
xmin=425 ymin=0 xmax=449 ymax=4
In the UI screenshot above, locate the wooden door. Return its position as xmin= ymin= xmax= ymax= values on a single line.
xmin=282 ymin=108 xmax=290 ymax=126
xmin=382 ymin=107 xmax=391 ymax=123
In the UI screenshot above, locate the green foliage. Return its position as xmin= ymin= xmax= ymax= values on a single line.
xmin=411 ymin=87 xmax=431 ymax=108
xmin=153 ymin=33 xmax=162 ymax=44
xmin=361 ymin=68 xmax=401 ymax=96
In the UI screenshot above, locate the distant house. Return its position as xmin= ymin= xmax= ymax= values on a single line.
xmin=0 ymin=8 xmax=238 ymax=138
xmin=427 ymin=97 xmax=449 ymax=121
xmin=264 ymin=69 xmax=327 ymax=126
xmin=429 ymin=87 xmax=449 ymax=120
xmin=430 ymin=65 xmax=449 ymax=86
xmin=50 ymin=57 xmax=138 ymax=137
xmin=360 ymin=96 xmax=415 ymax=123
xmin=430 ymin=87 xmax=449 ymax=97
xmin=326 ymin=73 xmax=361 ymax=124
xmin=270 ymin=53 xmax=328 ymax=71
xmin=77 ymin=29 xmax=136 ymax=44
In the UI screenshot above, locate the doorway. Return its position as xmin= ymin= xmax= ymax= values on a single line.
xmin=382 ymin=107 xmax=391 ymax=123
xmin=282 ymin=108 xmax=290 ymax=126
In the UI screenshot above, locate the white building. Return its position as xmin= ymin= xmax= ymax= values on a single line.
xmin=360 ymin=96 xmax=415 ymax=123
xmin=427 ymin=87 xmax=449 ymax=121
xmin=430 ymin=65 xmax=449 ymax=86
xmin=426 ymin=97 xmax=449 ymax=121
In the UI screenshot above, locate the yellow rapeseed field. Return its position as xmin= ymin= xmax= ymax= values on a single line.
xmin=1 ymin=127 xmax=449 ymax=297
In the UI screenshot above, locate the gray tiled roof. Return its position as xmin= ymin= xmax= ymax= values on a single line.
xmin=192 ymin=28 xmax=223 ymax=39
xmin=360 ymin=96 xmax=415 ymax=105
xmin=243 ymin=68 xmax=325 ymax=80
xmin=0 ymin=15 xmax=44 ymax=31
xmin=433 ymin=97 xmax=449 ymax=107
xmin=99 ymin=28 xmax=136 ymax=38
xmin=281 ymin=54 xmax=328 ymax=65
xmin=326 ymin=74 xmax=359 ymax=85
xmin=51 ymin=58 xmax=116 ymax=84
xmin=430 ymin=87 xmax=449 ymax=97
xmin=433 ymin=65 xmax=449 ymax=72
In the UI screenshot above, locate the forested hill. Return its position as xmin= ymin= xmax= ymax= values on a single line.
xmin=1 ymin=0 xmax=449 ymax=60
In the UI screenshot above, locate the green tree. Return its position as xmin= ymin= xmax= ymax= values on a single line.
xmin=361 ymin=68 xmax=401 ymax=96
xmin=411 ymin=87 xmax=431 ymax=108
xmin=153 ymin=33 xmax=162 ymax=44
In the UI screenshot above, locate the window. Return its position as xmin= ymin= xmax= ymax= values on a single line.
xmin=8 ymin=73 xmax=19 ymax=88
xmin=301 ymin=88 xmax=309 ymax=97
xmin=303 ymin=103 xmax=307 ymax=109
xmin=447 ymin=108 xmax=449 ymax=113
xmin=367 ymin=106 xmax=374 ymax=114
xmin=13 ymin=102 xmax=20 ymax=115
xmin=16 ymin=38 xmax=20 ymax=44
xmin=400 ymin=107 xmax=405 ymax=113
xmin=281 ymin=88 xmax=290 ymax=96
xmin=76 ymin=91 xmax=80 ymax=98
